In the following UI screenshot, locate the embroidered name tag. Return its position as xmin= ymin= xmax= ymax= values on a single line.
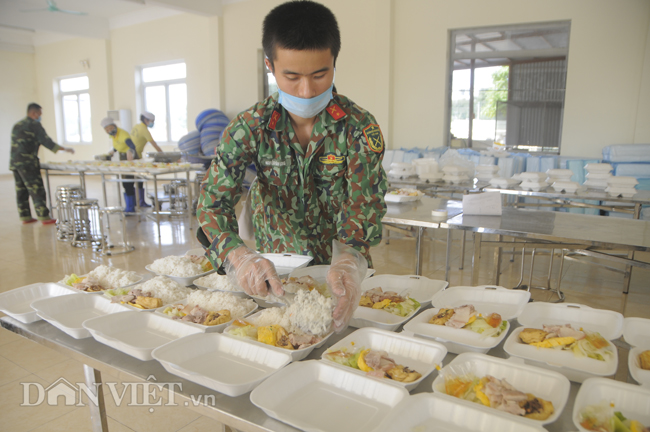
xmin=261 ymin=156 xmax=291 ymax=167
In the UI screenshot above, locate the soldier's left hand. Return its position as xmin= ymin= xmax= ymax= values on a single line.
xmin=64 ymin=147 xmax=75 ymax=154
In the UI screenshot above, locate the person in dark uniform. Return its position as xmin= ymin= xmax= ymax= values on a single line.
xmin=10 ymin=103 xmax=75 ymax=224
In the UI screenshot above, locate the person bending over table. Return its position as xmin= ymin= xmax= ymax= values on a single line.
xmin=130 ymin=110 xmax=162 ymax=208
xmin=100 ymin=117 xmax=137 ymax=213
xmin=196 ymin=0 xmax=387 ymax=332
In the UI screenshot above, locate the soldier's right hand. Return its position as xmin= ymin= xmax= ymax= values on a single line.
xmin=225 ymin=246 xmax=284 ymax=297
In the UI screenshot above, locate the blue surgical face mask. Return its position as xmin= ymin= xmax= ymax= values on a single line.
xmin=277 ymin=70 xmax=335 ymax=119
xmin=36 ymin=117 xmax=41 ymax=123
xmin=108 ymin=129 xmax=117 ymax=136
xmin=147 ymin=121 xmax=154 ymax=128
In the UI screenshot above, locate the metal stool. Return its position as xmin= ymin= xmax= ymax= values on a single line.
xmin=55 ymin=184 xmax=84 ymax=241
xmin=71 ymin=199 xmax=103 ymax=250
xmin=169 ymin=179 xmax=189 ymax=213
xmin=99 ymin=207 xmax=135 ymax=256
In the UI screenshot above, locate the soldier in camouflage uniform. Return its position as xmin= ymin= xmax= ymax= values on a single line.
xmin=197 ymin=1 xmax=386 ymax=331
xmin=10 ymin=103 xmax=75 ymax=224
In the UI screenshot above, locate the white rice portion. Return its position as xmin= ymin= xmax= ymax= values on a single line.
xmin=150 ymin=255 xmax=204 ymax=277
xmin=187 ymin=291 xmax=256 ymax=319
xmin=253 ymin=290 xmax=333 ymax=336
xmin=138 ymin=276 xmax=193 ymax=304
xmin=87 ymin=265 xmax=140 ymax=288
xmin=193 ymin=273 xmax=240 ymax=291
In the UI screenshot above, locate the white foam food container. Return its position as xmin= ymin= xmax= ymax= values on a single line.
xmin=476 ymin=164 xmax=500 ymax=173
xmin=222 ymin=310 xmax=333 ymax=362
xmin=552 ymin=181 xmax=581 ymax=193
xmin=259 ymin=253 xmax=312 ymax=278
xmin=377 ymin=393 xmax=548 ymax=432
xmin=154 ymin=299 xmax=258 ymax=333
xmin=442 ymin=165 xmax=466 ymax=175
xmin=572 ymin=377 xmax=650 ymax=432
xmin=418 ymin=171 xmax=444 ymax=181
xmin=584 ymin=163 xmax=613 ymax=173
xmin=250 ymin=360 xmax=409 ymax=432
xmin=385 ymin=192 xmax=422 ymax=203
xmin=585 ymin=172 xmax=613 ymax=180
xmin=546 ymin=168 xmax=574 ymax=177
xmin=504 ymin=302 xmax=622 ymax=382
xmin=151 ymin=332 xmax=292 ymax=397
xmin=490 ymin=177 xmax=521 ymax=188
xmin=0 ymin=283 xmax=75 ymax=323
xmin=520 ymin=180 xmax=548 ymax=191
xmin=360 ymin=274 xmax=448 ymax=308
xmin=431 ymin=285 xmax=530 ymax=320
xmin=519 ymin=172 xmax=546 ymax=181
xmin=624 ymin=317 xmax=650 ymax=387
xmin=192 ymin=273 xmax=249 ymax=298
xmin=288 ymin=265 xmax=375 ymax=284
xmin=403 ymin=308 xmax=510 ymax=354
xmin=608 ymin=176 xmax=639 ymax=186
xmin=583 ymin=179 xmax=609 ymax=189
xmin=31 ymin=293 xmax=125 ymax=339
xmin=321 ymin=328 xmax=447 ymax=391
xmin=83 ymin=311 xmax=203 ymax=361
xmin=145 ymin=264 xmax=215 ymax=287
xmin=58 ymin=273 xmax=144 ymax=294
xmin=431 ymin=352 xmax=570 ymax=425
xmin=349 ymin=285 xmax=424 ymax=332
xmin=606 ymin=186 xmax=638 ymax=197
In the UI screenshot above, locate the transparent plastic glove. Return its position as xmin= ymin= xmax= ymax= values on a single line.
xmin=326 ymin=241 xmax=368 ymax=333
xmin=224 ymin=245 xmax=284 ymax=297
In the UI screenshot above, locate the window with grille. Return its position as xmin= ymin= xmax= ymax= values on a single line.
xmin=57 ymin=75 xmax=92 ymax=143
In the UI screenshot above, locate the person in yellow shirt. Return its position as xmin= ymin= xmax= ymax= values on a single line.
xmin=100 ymin=117 xmax=137 ymax=213
xmin=130 ymin=111 xmax=161 ymax=207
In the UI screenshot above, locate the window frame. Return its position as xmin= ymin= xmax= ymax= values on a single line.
xmin=56 ymin=74 xmax=92 ymax=145
xmin=137 ymin=60 xmax=187 ymax=144
xmin=445 ymin=21 xmax=570 ymax=154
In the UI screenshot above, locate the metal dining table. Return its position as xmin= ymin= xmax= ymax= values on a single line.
xmin=1 ymin=309 xmax=635 ymax=432
xmin=383 ymin=197 xmax=463 ymax=276
xmin=442 ymin=208 xmax=650 ymax=299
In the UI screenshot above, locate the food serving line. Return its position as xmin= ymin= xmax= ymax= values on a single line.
xmin=41 ymin=162 xmax=201 ymax=238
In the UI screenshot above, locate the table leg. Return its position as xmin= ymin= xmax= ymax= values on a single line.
xmin=415 ymin=227 xmax=424 ymax=276
xmin=445 ymin=229 xmax=452 ymax=282
xmin=187 ymin=170 xmax=193 ymax=228
xmin=494 ymin=234 xmax=502 ymax=285
xmin=153 ymin=175 xmax=160 ymax=240
xmin=117 ymin=175 xmax=122 ymax=207
xmin=623 ymin=205 xmax=643 ymax=294
xmin=83 ymin=364 xmax=108 ymax=432
xmin=101 ymin=174 xmax=108 ymax=207
xmin=459 ymin=230 xmax=466 ymax=270
xmin=471 ymin=232 xmax=482 ymax=285
xmin=44 ymin=169 xmax=53 ymax=215
xmin=80 ymin=172 xmax=86 ymax=197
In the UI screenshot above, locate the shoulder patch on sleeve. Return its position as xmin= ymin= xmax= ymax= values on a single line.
xmin=268 ymin=110 xmax=281 ymax=130
xmin=326 ymin=104 xmax=345 ymax=120
xmin=362 ymin=124 xmax=384 ymax=153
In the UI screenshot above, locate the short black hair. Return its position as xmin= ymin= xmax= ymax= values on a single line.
xmin=27 ymin=103 xmax=42 ymax=113
xmin=262 ymin=1 xmax=340 ymax=69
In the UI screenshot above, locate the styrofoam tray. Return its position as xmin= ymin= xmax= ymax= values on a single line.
xmin=403 ymin=307 xmax=510 ymax=354
xmin=490 ymin=177 xmax=521 ymax=188
xmin=83 ymin=311 xmax=203 ymax=361
xmin=222 ymin=310 xmax=333 ymax=362
xmin=31 ymin=293 xmax=125 ymax=339
xmin=288 ymin=265 xmax=375 ymax=284
xmin=608 ymin=176 xmax=639 ymax=186
xmin=606 ymin=186 xmax=638 ymax=197
xmin=385 ymin=193 xmax=422 ymax=203
xmin=519 ymin=172 xmax=546 ymax=181
xmin=360 ymin=274 xmax=448 ymax=308
xmin=0 ymin=283 xmax=75 ymax=323
xmin=58 ymin=273 xmax=144 ymax=294
xmin=154 ymin=299 xmax=258 ymax=333
xmin=572 ymin=378 xmax=650 ymax=432
xmin=624 ymin=317 xmax=650 ymax=387
xmin=547 ymin=168 xmax=574 ymax=177
xmin=431 ymin=352 xmax=570 ymax=425
xmin=321 ymin=327 xmax=447 ymax=391
xmin=350 ymin=283 xmax=424 ymax=331
xmin=430 ymin=285 xmax=530 ymax=320
xmin=151 ymin=332 xmax=292 ymax=397
xmin=260 ymin=253 xmax=313 ymax=278
xmin=145 ymin=264 xmax=215 ymax=287
xmin=377 ymin=393 xmax=548 ymax=432
xmin=583 ymin=179 xmax=608 ymax=189
xmin=520 ymin=180 xmax=549 ymax=191
xmin=250 ymin=360 xmax=409 ymax=432
xmin=584 ymin=163 xmax=613 ymax=173
xmin=552 ymin=181 xmax=582 ymax=193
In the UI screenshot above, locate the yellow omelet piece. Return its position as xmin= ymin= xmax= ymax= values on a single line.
xmin=357 ymin=349 xmax=374 ymax=372
xmin=372 ymin=299 xmax=391 ymax=309
xmin=257 ymin=326 xmax=277 ymax=346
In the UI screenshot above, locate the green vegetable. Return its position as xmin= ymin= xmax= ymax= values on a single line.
xmin=62 ymin=273 xmax=81 ymax=286
xmin=227 ymin=325 xmax=258 ymax=340
xmin=613 ymin=413 xmax=631 ymax=432
xmin=384 ymin=298 xmax=421 ymax=317
xmin=104 ymin=287 xmax=130 ymax=298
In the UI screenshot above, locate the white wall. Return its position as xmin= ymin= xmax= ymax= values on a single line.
xmin=0 ymin=50 xmax=37 ymax=175
xmin=7 ymin=0 xmax=650 ymax=162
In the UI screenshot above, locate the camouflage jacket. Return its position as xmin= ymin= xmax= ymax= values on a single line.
xmin=197 ymin=93 xmax=387 ymax=268
xmin=10 ymin=117 xmax=61 ymax=170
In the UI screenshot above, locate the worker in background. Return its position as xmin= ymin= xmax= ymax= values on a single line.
xmin=100 ymin=117 xmax=137 ymax=213
xmin=130 ymin=111 xmax=162 ymax=208
xmin=10 ymin=102 xmax=75 ymax=224
xmin=197 ymin=1 xmax=387 ymax=332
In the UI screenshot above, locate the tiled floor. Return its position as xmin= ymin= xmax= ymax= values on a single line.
xmin=0 ymin=173 xmax=648 ymax=431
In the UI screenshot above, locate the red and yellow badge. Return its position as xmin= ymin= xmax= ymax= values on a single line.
xmin=319 ymin=154 xmax=345 ymax=165
xmin=326 ymin=104 xmax=345 ymax=120
xmin=363 ymin=124 xmax=384 ymax=153
xmin=268 ymin=110 xmax=281 ymax=130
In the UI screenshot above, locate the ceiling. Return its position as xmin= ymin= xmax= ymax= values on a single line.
xmin=0 ymin=0 xmax=232 ymax=51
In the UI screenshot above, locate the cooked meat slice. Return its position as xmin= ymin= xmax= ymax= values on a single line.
xmin=274 ymin=326 xmax=294 ymax=350
xmin=429 ymin=308 xmax=455 ymax=325
xmin=386 ymin=365 xmax=422 ymax=383
xmin=134 ymin=296 xmax=163 ymax=309
xmin=519 ymin=328 xmax=549 ymax=344
xmin=203 ymin=310 xmax=231 ymax=326
xmin=520 ymin=393 xmax=554 ymax=421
